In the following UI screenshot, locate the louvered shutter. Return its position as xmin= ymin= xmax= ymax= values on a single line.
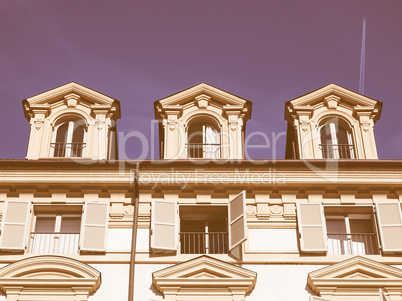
xmin=228 ymin=191 xmax=247 ymax=251
xmin=297 ymin=203 xmax=327 ymax=252
xmin=0 ymin=199 xmax=31 ymax=251
xmin=151 ymin=200 xmax=177 ymax=251
xmin=376 ymin=202 xmax=402 ymax=253
xmin=80 ymin=202 xmax=108 ymax=252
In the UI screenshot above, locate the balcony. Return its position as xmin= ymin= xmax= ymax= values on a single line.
xmin=180 ymin=232 xmax=228 ymax=254
xmin=185 ymin=143 xmax=221 ymax=159
xmin=327 ymin=233 xmax=379 ymax=255
xmin=30 ymin=232 xmax=80 ymax=254
xmin=320 ymin=144 xmax=354 ymax=159
xmin=51 ymin=142 xmax=86 ymax=158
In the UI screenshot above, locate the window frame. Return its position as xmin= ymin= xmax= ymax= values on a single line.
xmin=179 ymin=204 xmax=229 ymax=255
xmin=186 ymin=118 xmax=221 ymax=159
xmin=318 ymin=117 xmax=355 ymax=159
xmin=325 ymin=211 xmax=379 ymax=255
xmin=50 ymin=117 xmax=87 ymax=158
xmin=30 ymin=208 xmax=82 ymax=255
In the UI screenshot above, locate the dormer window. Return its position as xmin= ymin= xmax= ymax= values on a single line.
xmin=319 ymin=118 xmax=354 ymax=159
xmin=23 ymin=82 xmax=120 ymax=160
xmin=186 ymin=121 xmax=220 ymax=159
xmin=51 ymin=118 xmax=86 ymax=158
xmin=154 ymin=83 xmax=252 ymax=160
xmin=284 ymin=84 xmax=382 ymax=159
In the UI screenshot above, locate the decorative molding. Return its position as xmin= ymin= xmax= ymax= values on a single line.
xmin=0 ymin=255 xmax=101 ymax=301
xmin=124 ymin=204 xmax=134 ymax=215
xmin=110 ymin=202 xmax=124 ymax=219
xmin=283 ymin=203 xmax=296 ymax=219
xmin=246 ymin=205 xmax=256 ymax=216
xmin=194 ymin=94 xmax=211 ymax=108
xmin=153 ymin=255 xmax=256 ymax=301
xmin=323 ymin=95 xmax=341 ymax=109
xmin=308 ymin=256 xmax=402 ymax=299
xmin=64 ymin=93 xmax=81 ymax=108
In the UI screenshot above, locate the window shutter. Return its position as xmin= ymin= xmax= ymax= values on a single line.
xmin=228 ymin=191 xmax=247 ymax=251
xmin=0 ymin=199 xmax=31 ymax=251
xmin=375 ymin=202 xmax=402 ymax=253
xmin=151 ymin=200 xmax=177 ymax=251
xmin=80 ymin=202 xmax=108 ymax=252
xmin=297 ymin=203 xmax=327 ymax=252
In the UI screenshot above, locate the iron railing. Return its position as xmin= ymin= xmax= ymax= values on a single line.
xmin=185 ymin=143 xmax=221 ymax=159
xmin=180 ymin=232 xmax=228 ymax=254
xmin=30 ymin=232 xmax=80 ymax=254
xmin=320 ymin=144 xmax=354 ymax=159
xmin=50 ymin=142 xmax=86 ymax=157
xmin=327 ymin=233 xmax=378 ymax=255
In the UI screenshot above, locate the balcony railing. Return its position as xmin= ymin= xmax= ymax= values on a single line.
xmin=327 ymin=233 xmax=378 ymax=255
xmin=30 ymin=232 xmax=80 ymax=254
xmin=320 ymin=144 xmax=354 ymax=159
xmin=50 ymin=142 xmax=86 ymax=158
xmin=180 ymin=232 xmax=228 ymax=254
xmin=185 ymin=143 xmax=221 ymax=159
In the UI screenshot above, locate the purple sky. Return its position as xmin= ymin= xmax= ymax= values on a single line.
xmin=1 ymin=0 xmax=401 ymax=160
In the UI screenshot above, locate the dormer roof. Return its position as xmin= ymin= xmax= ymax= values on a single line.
xmin=285 ymin=83 xmax=383 ymax=123
xmin=154 ymin=82 xmax=252 ymax=120
xmin=23 ymin=82 xmax=121 ymax=120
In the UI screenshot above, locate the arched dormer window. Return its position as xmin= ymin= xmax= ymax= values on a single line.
xmin=319 ymin=118 xmax=354 ymax=159
xmin=186 ymin=120 xmax=220 ymax=159
xmin=51 ymin=117 xmax=87 ymax=158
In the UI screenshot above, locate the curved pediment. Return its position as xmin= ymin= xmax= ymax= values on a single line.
xmin=153 ymin=255 xmax=257 ymax=299
xmin=0 ymin=255 xmax=101 ymax=294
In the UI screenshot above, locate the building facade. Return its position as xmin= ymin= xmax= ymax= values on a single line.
xmin=0 ymin=82 xmax=400 ymax=301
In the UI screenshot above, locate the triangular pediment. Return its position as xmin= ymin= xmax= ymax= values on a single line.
xmin=24 ymin=82 xmax=118 ymax=106
xmin=152 ymin=255 xmax=257 ymax=298
xmin=23 ymin=82 xmax=121 ymax=120
xmin=285 ymin=83 xmax=382 ymax=122
xmin=153 ymin=255 xmax=256 ymax=280
xmin=287 ymin=83 xmax=382 ymax=108
xmin=308 ymin=256 xmax=402 ymax=294
xmin=156 ymin=83 xmax=252 ymax=107
xmin=310 ymin=256 xmax=402 ymax=280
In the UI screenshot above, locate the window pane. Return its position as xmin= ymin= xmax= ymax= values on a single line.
xmin=320 ymin=125 xmax=332 ymax=144
xmin=326 ymin=218 xmax=346 ymax=234
xmin=72 ymin=123 xmax=85 ymax=143
xmin=337 ymin=126 xmax=349 ymax=144
xmin=349 ymin=219 xmax=373 ymax=234
xmin=55 ymin=123 xmax=69 ymax=143
xmin=35 ymin=217 xmax=56 ymax=232
xmin=60 ymin=217 xmax=81 ymax=233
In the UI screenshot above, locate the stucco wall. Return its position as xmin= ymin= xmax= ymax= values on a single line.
xmin=243 ymin=264 xmax=325 ymax=301
xmin=248 ymin=229 xmax=299 ymax=251
xmin=89 ymin=264 xmax=130 ymax=301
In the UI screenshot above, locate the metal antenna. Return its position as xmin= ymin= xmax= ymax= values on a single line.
xmin=359 ymin=17 xmax=367 ymax=94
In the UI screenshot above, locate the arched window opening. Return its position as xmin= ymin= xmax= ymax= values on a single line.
xmin=52 ymin=119 xmax=86 ymax=157
xmin=186 ymin=121 xmax=220 ymax=159
xmin=319 ymin=119 xmax=354 ymax=159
